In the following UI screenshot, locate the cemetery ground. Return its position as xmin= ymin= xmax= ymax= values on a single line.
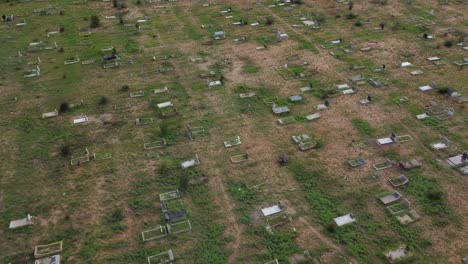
xmin=0 ymin=0 xmax=467 ymax=263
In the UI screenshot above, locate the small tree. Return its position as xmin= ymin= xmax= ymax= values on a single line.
xmin=266 ymin=17 xmax=274 ymax=25
xmin=59 ymin=102 xmax=69 ymax=113
xmin=179 ymin=173 xmax=189 ymax=192
xmin=60 ymin=145 xmax=70 ymax=157
xmin=90 ymin=15 xmax=100 ymax=28
xmin=119 ymin=85 xmax=129 ymax=92
xmin=98 ymin=96 xmax=108 ymax=105
xmin=160 ymin=121 xmax=169 ymax=137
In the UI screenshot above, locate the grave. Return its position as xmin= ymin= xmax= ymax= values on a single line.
xmin=114 ymin=103 xmax=132 ymax=110
xmin=277 ymin=116 xmax=296 ymax=125
xmin=384 ymin=245 xmax=412 ymax=263
xmin=159 ymin=190 xmax=180 ymax=202
xmin=333 ymin=213 xmax=356 ymax=226
xmin=399 ymin=158 xmax=421 ymax=170
xmin=230 ymin=153 xmax=249 ymax=164
xmin=373 ymin=159 xmax=394 ymax=170
xmin=313 ymin=104 xmax=328 ymax=111
xmin=376 ymin=134 xmax=397 ymax=145
xmin=416 ymin=113 xmax=429 ymax=120
xmin=24 ymin=65 xmax=41 ymax=78
xmin=42 ymin=109 xmax=58 ymax=118
xmin=157 ymin=101 xmax=173 ymax=109
xmin=387 ymin=198 xmax=411 ymax=215
xmin=430 ymin=137 xmax=450 ymax=150
xmin=388 ymin=175 xmax=409 ymax=187
xmin=247 ymin=176 xmax=269 ymax=190
xmin=261 ymin=202 xmax=284 ymax=217
xmin=92 ymin=151 xmax=112 ymax=161
xmin=161 ymin=199 xmax=185 ymax=213
xmin=64 ymin=55 xmax=80 ymax=65
xmin=9 ymin=214 xmax=33 ymax=229
xmin=166 ymin=219 xmax=192 ymax=234
xmin=135 ymin=117 xmax=154 ymax=126
xmin=368 ymin=78 xmax=386 ymax=87
xmin=35 ymin=254 xmax=61 ymax=264
xmin=142 ymin=225 xmax=168 ymax=241
xmin=239 ymin=92 xmax=256 ymax=98
xmin=144 ymin=139 xmax=167 ymax=149
xmin=181 ymin=154 xmax=201 ymax=169
xmin=70 ymin=148 xmax=90 ymax=165
xmin=348 ymin=157 xmax=366 ymax=167
xmin=378 ymin=191 xmax=403 ymax=205
xmin=147 ymin=249 xmax=174 ymax=264
xmin=186 ymin=124 xmax=206 ymax=140
xmin=399 ymin=62 xmax=413 ymax=68
xmin=410 ymin=70 xmax=424 ymax=75
xmin=164 ymin=210 xmax=187 ymax=221
xmin=289 ymin=95 xmax=303 ymax=102
xmin=207 ymin=80 xmax=222 ymax=87
xmin=349 ymin=73 xmax=366 ymax=85
xmin=305 ymin=112 xmax=321 ymax=121
xmin=130 ymin=90 xmax=144 ymax=98
xmin=395 ymin=209 xmax=420 ymax=224
xmin=336 ymin=84 xmax=350 ymax=90
xmin=154 ymin=87 xmax=168 ymax=94
xmin=34 ymin=241 xmax=63 ymax=258
xmin=265 ymin=214 xmax=291 ymax=233
xmin=447 ymin=153 xmax=468 ymax=167
xmin=272 ymin=104 xmax=290 ymax=114
xmin=224 ymin=136 xmax=241 ymax=148
xmin=342 ymin=88 xmax=355 ymax=95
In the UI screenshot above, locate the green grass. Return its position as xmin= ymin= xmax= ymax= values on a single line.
xmin=243 ymin=62 xmax=259 ymax=74
xmin=352 ymin=119 xmax=376 ymax=136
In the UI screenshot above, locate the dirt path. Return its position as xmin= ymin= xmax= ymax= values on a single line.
xmin=296 ymin=217 xmax=342 ymax=251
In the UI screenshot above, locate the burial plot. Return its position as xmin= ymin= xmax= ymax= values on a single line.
xmin=373 ymin=159 xmax=394 ymax=170
xmin=147 ymin=249 xmax=174 ymax=264
xmin=34 ymin=241 xmax=63 ymax=258
xmin=230 ymin=153 xmax=249 ymax=164
xmin=348 ymin=157 xmax=366 ymax=168
xmin=224 ymin=136 xmax=241 ymax=148
xmin=384 ymin=245 xmax=413 ymax=263
xmin=334 ymin=213 xmax=356 ymax=226
xmin=9 ymin=214 xmax=33 ymax=229
xmin=378 ymin=191 xmax=403 ymax=205
xmin=142 ymin=225 xmax=168 ymax=241
xmin=388 ymin=175 xmax=409 ymax=187
xmin=181 ymin=154 xmax=200 ymax=169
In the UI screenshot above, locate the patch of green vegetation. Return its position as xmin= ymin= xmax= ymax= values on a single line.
xmin=254 ymin=35 xmax=277 ymax=45
xmin=104 ymin=208 xmax=127 ymax=233
xmin=406 ymin=174 xmax=452 ymax=218
xmin=256 ymin=228 xmax=301 ymax=262
xmin=189 ymin=185 xmax=229 ymax=263
xmin=125 ymin=39 xmax=139 ymax=53
xmin=185 ymin=24 xmax=203 ymax=40
xmin=227 ymin=181 xmax=256 ymax=203
xmin=243 ymin=62 xmax=259 ymax=74
xmin=352 ymin=118 xmax=376 ymax=136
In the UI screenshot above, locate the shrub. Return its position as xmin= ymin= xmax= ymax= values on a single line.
xmin=90 ymin=15 xmax=100 ymax=28
xmin=266 ymin=17 xmax=274 ymax=25
xmin=60 ymin=145 xmax=70 ymax=157
xmin=443 ymin=40 xmax=453 ymax=48
xmin=346 ymin=13 xmax=358 ymax=19
xmin=119 ymin=85 xmax=129 ymax=92
xmin=354 ymin=21 xmax=363 ymax=27
xmin=59 ymin=102 xmax=69 ymax=113
xmin=98 ymin=96 xmax=108 ymax=105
